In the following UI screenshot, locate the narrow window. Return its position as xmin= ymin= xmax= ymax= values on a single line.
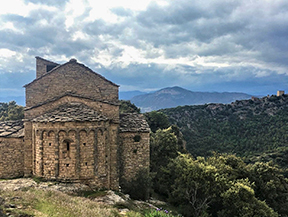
xmin=49 ymin=143 xmax=52 ymax=146
xmin=66 ymin=142 xmax=70 ymax=151
xmin=83 ymin=143 xmax=86 ymax=146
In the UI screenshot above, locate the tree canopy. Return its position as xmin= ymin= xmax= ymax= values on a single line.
xmin=0 ymin=101 xmax=24 ymax=121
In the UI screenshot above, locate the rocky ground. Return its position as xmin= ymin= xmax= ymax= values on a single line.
xmin=0 ymin=178 xmax=166 ymax=217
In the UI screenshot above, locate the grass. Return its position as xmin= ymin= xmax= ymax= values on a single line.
xmin=0 ymin=179 xmax=182 ymax=217
xmin=75 ymin=189 xmax=108 ymax=198
xmin=1 ymin=188 xmax=119 ymax=217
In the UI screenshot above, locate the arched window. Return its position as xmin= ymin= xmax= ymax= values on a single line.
xmin=63 ymin=139 xmax=72 ymax=158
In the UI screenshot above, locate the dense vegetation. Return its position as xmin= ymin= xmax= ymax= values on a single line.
xmin=149 ymin=123 xmax=288 ymax=217
xmin=160 ymin=95 xmax=288 ymax=171
xmin=0 ymin=101 xmax=24 ymax=121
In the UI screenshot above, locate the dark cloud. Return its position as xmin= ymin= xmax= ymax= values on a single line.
xmin=1 ymin=0 xmax=288 ymax=100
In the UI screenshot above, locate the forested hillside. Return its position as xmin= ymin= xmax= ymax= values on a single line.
xmin=161 ymin=94 xmax=288 ymax=171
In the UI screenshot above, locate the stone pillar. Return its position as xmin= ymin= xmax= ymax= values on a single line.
xmin=94 ymin=130 xmax=98 ymax=176
xmin=24 ymin=121 xmax=33 ymax=177
xmin=55 ymin=131 xmax=59 ymax=177
xmin=75 ymin=130 xmax=81 ymax=178
xmin=109 ymin=123 xmax=119 ymax=190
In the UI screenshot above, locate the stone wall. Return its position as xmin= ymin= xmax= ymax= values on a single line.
xmin=0 ymin=137 xmax=24 ymax=178
xmin=119 ymin=132 xmax=150 ymax=183
xmin=25 ymin=60 xmax=118 ymax=108
xmin=31 ymin=121 xmax=119 ymax=190
xmin=36 ymin=57 xmax=59 ymax=78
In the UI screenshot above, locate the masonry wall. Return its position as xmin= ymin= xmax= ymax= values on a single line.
xmin=119 ymin=132 xmax=150 ymax=183
xmin=26 ymin=61 xmax=118 ymax=108
xmin=32 ymin=121 xmax=119 ymax=189
xmin=0 ymin=137 xmax=24 ymax=178
xmin=36 ymin=57 xmax=58 ymax=78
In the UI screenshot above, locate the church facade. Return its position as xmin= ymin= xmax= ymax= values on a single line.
xmin=0 ymin=57 xmax=150 ymax=190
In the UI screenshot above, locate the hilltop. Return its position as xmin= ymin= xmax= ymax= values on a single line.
xmin=131 ymin=86 xmax=252 ymax=112
xmin=161 ymin=94 xmax=288 ymax=172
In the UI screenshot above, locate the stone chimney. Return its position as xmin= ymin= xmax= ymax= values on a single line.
xmin=36 ymin=56 xmax=59 ymax=78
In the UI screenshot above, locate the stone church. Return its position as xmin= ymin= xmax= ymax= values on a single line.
xmin=0 ymin=57 xmax=150 ymax=190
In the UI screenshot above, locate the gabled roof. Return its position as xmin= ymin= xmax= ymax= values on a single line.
xmin=31 ymin=103 xmax=108 ymax=123
xmin=119 ymin=113 xmax=150 ymax=133
xmin=24 ymin=58 xmax=119 ymax=88
xmin=0 ymin=120 xmax=24 ymax=138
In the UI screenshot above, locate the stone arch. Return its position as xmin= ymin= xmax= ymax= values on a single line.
xmin=48 ymin=130 xmax=55 ymax=138
xmin=58 ymin=130 xmax=68 ymax=140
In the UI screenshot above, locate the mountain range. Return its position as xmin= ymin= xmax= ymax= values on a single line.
xmin=130 ymin=86 xmax=253 ymax=112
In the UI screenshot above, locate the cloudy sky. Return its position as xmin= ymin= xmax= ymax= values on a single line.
xmin=1 ymin=0 xmax=288 ymax=104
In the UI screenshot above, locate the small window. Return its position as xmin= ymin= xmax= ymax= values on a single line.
xmin=46 ymin=65 xmax=56 ymax=72
xmin=85 ymin=162 xmax=88 ymax=166
xmin=49 ymin=143 xmax=52 ymax=146
xmin=66 ymin=142 xmax=70 ymax=151
xmin=133 ymin=135 xmax=141 ymax=142
xmin=66 ymin=164 xmax=69 ymax=167
xmin=83 ymin=143 xmax=86 ymax=146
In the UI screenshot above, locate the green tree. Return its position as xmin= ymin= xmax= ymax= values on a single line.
xmin=248 ymin=162 xmax=288 ymax=217
xmin=0 ymin=101 xmax=24 ymax=121
xmin=164 ymin=153 xmax=281 ymax=217
xmin=144 ymin=111 xmax=170 ymax=132
xmin=169 ymin=154 xmax=218 ymax=217
xmin=119 ymin=100 xmax=140 ymax=114
xmin=219 ymin=179 xmax=278 ymax=217
xmin=150 ymin=127 xmax=180 ymax=196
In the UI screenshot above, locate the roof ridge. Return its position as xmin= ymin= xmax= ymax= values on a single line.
xmin=24 ymin=59 xmax=119 ymax=88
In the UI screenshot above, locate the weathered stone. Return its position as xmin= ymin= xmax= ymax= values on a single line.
xmin=0 ymin=57 xmax=150 ymax=190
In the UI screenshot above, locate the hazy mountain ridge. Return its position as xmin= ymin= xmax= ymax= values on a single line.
xmin=131 ymin=86 xmax=253 ymax=112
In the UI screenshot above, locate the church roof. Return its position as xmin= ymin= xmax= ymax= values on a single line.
xmin=0 ymin=120 xmax=24 ymax=138
xmin=31 ymin=103 xmax=108 ymax=122
xmin=24 ymin=58 xmax=119 ymax=87
xmin=119 ymin=113 xmax=150 ymax=133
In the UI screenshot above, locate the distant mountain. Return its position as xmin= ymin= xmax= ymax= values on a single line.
xmin=119 ymin=90 xmax=148 ymax=100
xmin=131 ymin=86 xmax=253 ymax=112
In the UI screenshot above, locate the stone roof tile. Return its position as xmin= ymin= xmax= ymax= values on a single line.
xmin=0 ymin=120 xmax=24 ymax=138
xmin=32 ymin=103 xmax=108 ymax=123
xmin=119 ymin=113 xmax=150 ymax=133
